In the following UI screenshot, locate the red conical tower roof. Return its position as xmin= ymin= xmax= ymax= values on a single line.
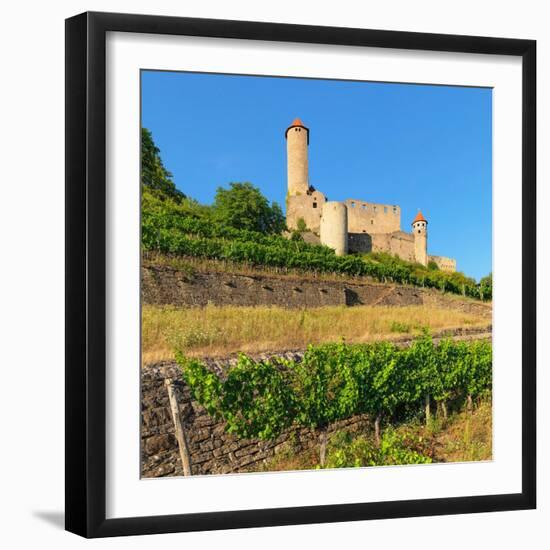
xmin=285 ymin=117 xmax=309 ymax=142
xmin=412 ymin=210 xmax=427 ymax=224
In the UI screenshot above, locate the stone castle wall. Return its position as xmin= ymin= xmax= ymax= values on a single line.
xmin=344 ymin=199 xmax=401 ymax=234
xmin=142 ymin=357 xmax=371 ymax=477
xmin=287 ymin=196 xmax=402 ymax=237
xmin=320 ymin=201 xmax=348 ymax=256
xmin=347 ymin=231 xmax=415 ymax=261
xmin=347 ymin=232 xmax=372 ymax=253
xmin=286 ymin=192 xmax=326 ymax=233
xmin=429 ymin=255 xmax=457 ymax=273
xmin=372 ymin=231 xmax=416 ymax=261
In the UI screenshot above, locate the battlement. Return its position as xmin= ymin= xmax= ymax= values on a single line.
xmin=344 ymin=199 xmax=401 ymax=234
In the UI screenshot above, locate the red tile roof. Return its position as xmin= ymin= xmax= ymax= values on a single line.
xmin=290 ymin=118 xmax=305 ymax=127
xmin=412 ymin=210 xmax=427 ymax=224
xmin=285 ymin=118 xmax=309 ymax=142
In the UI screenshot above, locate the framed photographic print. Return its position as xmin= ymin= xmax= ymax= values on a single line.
xmin=65 ymin=11 xmax=536 ymax=538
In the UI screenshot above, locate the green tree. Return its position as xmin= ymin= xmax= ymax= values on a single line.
xmin=479 ymin=273 xmax=493 ymax=300
xmin=141 ymin=127 xmax=186 ymax=203
xmin=212 ymin=182 xmax=286 ymax=234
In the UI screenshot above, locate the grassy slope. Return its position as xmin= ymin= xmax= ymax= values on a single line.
xmin=142 ymin=303 xmax=491 ymax=363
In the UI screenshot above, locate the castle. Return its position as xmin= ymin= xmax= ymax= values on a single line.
xmin=285 ymin=118 xmax=456 ymax=273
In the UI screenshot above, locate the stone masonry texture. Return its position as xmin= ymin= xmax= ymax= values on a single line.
xmin=141 ymin=264 xmax=490 ymax=315
xmin=141 ymin=353 xmax=372 ymax=478
xmin=143 ymin=264 xmax=436 ymax=309
xmin=141 ymin=264 xmax=491 ymax=314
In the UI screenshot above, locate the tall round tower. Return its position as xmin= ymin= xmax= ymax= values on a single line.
xmin=412 ymin=211 xmax=428 ymax=266
xmin=320 ymin=202 xmax=348 ymax=256
xmin=285 ymin=118 xmax=309 ymax=196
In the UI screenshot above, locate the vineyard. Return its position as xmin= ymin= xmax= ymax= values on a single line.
xmin=142 ymin=191 xmax=492 ymax=300
xmin=177 ymin=335 xmax=492 ymax=466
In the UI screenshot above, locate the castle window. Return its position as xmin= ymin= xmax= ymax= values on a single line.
xmin=384 ymin=207 xmax=388 ymax=213
xmin=351 ymin=202 xmax=355 ymax=208
xmin=361 ymin=204 xmax=366 ymax=210
xmin=418 ymin=230 xmax=421 ymax=234
xmin=371 ymin=219 xmax=374 ymax=225
xmin=373 ymin=206 xmax=377 ymax=212
xmin=313 ymin=202 xmax=317 ymax=208
xmin=393 ymin=206 xmax=397 ymax=214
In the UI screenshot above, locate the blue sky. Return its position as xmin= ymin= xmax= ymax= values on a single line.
xmin=141 ymin=71 xmax=492 ymax=281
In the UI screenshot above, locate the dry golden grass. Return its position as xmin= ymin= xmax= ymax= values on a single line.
xmin=433 ymin=399 xmax=493 ymax=462
xmin=143 ymin=251 xmax=369 ymax=284
xmin=141 ymin=303 xmax=491 ymax=363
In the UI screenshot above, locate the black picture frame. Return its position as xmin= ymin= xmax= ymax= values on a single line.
xmin=65 ymin=11 xmax=536 ymax=538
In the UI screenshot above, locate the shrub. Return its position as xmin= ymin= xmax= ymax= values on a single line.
xmin=325 ymin=429 xmax=432 ymax=468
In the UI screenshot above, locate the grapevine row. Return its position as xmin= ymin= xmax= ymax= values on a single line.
xmin=177 ymin=335 xmax=492 ymax=444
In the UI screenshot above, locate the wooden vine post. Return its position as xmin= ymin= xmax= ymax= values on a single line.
xmin=374 ymin=414 xmax=381 ymax=447
xmin=319 ymin=427 xmax=328 ymax=467
xmin=164 ymin=378 xmax=193 ymax=476
xmin=424 ymin=395 xmax=431 ymax=426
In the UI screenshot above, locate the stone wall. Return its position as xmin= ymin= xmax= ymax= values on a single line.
xmin=347 ymin=231 xmax=416 ymax=260
xmin=429 ymin=254 xmax=457 ymax=273
xmin=142 ymin=264 xmax=430 ymax=308
xmin=286 ymin=193 xmax=456 ymax=271
xmin=286 ymin=192 xmax=326 ymax=233
xmin=287 ymin=196 xmax=402 ymax=237
xmin=348 ymin=232 xmax=373 ymax=253
xmin=344 ymin=199 xmax=401 ymax=233
xmin=141 ymin=355 xmax=371 ymax=477
xmin=371 ymin=231 xmax=416 ymax=262
xmin=320 ymin=201 xmax=348 ymax=256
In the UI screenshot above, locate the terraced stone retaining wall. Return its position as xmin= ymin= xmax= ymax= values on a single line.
xmin=141 ymin=353 xmax=370 ymax=478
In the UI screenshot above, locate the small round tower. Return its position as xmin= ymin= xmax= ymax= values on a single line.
xmin=412 ymin=210 xmax=428 ymax=266
xmin=320 ymin=202 xmax=348 ymax=256
xmin=285 ymin=118 xmax=309 ymax=196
